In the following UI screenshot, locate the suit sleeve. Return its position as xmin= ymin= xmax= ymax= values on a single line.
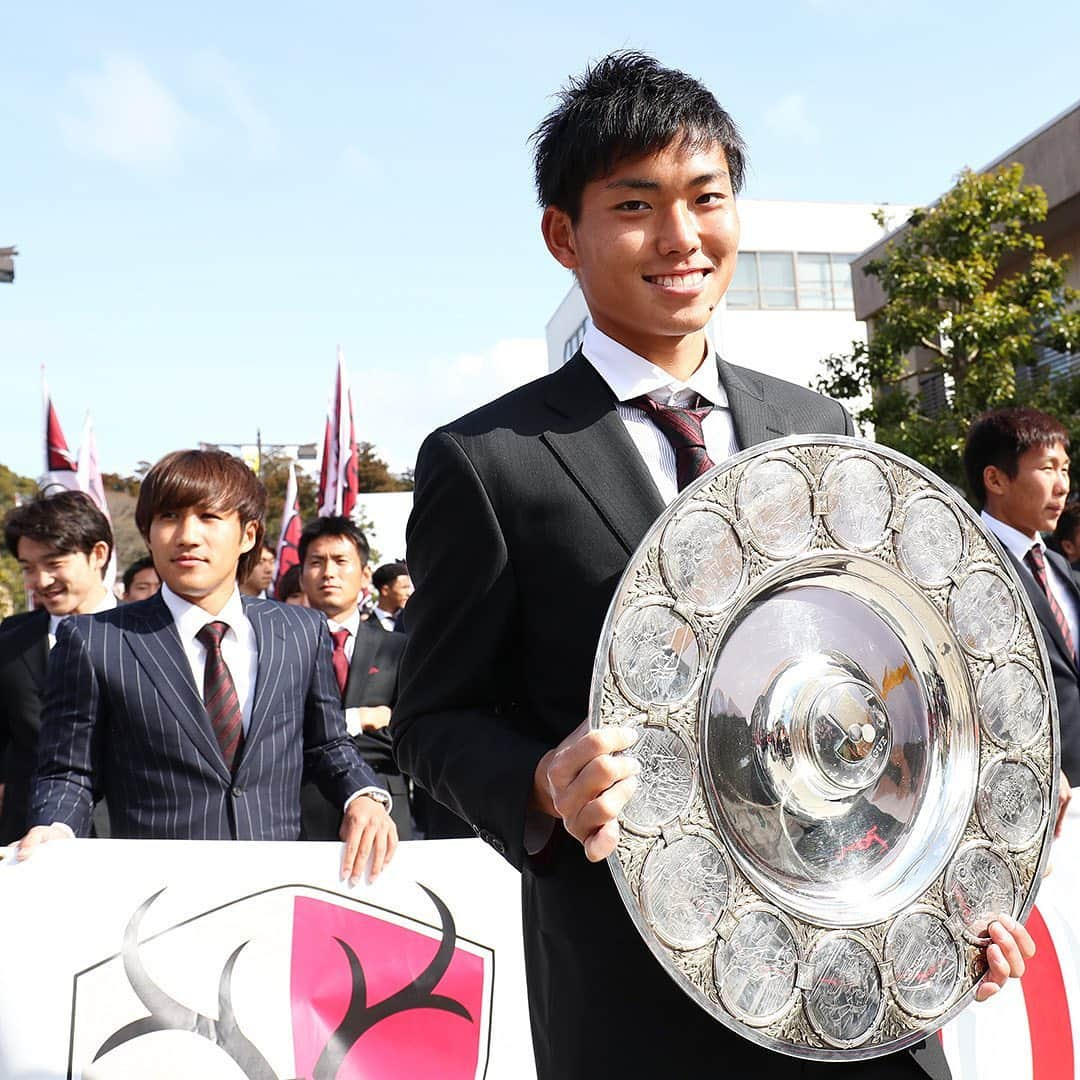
xmin=302 ymin=615 xmax=381 ymax=808
xmin=29 ymin=619 xmax=100 ymax=836
xmin=393 ymin=430 xmax=551 ymax=870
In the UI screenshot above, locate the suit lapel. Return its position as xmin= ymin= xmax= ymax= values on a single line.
xmin=245 ymin=598 xmax=288 ymax=750
xmin=123 ymin=594 xmax=232 ymax=783
xmin=343 ymin=621 xmax=380 ymax=707
xmin=541 ymin=353 xmax=665 ymax=556
xmin=1007 ymin=550 xmax=1078 ymax=673
xmin=717 ymin=358 xmax=788 ymax=450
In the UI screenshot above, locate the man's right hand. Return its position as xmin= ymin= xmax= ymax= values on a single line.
xmin=15 ymin=824 xmax=72 ymax=861
xmin=532 ymin=720 xmax=640 ymax=862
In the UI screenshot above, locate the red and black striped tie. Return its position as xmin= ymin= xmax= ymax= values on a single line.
xmin=632 ymin=393 xmax=715 ymax=491
xmin=1026 ymin=545 xmax=1076 ymax=659
xmin=196 ymin=620 xmax=244 ymax=772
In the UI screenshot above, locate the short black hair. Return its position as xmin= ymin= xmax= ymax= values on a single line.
xmin=532 ymin=51 xmax=747 ymax=221
xmin=1053 ymin=502 xmax=1080 ymax=547
xmin=4 ymin=489 xmax=114 ymax=568
xmin=372 ymin=561 xmax=408 ymax=592
xmin=297 ymin=515 xmax=370 ymax=567
xmin=276 ymin=563 xmax=304 ymax=600
xmin=963 ymin=407 xmax=1069 ymax=506
xmin=122 ymin=554 xmax=156 ymax=593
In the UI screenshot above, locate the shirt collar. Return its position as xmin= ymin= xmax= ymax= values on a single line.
xmin=160 ymin=581 xmax=246 ymax=645
xmin=327 ymin=607 xmax=362 ymax=637
xmin=980 ymin=511 xmax=1045 ymax=562
xmin=48 ymin=589 xmax=117 ymax=639
xmin=581 ymin=323 xmax=727 ymax=408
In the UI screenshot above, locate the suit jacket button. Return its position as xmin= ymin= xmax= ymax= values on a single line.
xmin=231 ymin=786 xmax=244 ymax=797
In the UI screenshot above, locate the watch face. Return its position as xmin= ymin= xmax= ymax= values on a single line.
xmin=591 ymin=437 xmax=1059 ymax=1062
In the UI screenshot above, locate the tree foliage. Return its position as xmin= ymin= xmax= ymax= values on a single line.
xmin=0 ymin=464 xmax=41 ymax=616
xmin=818 ymin=165 xmax=1080 ymax=490
xmin=356 ymin=442 xmax=413 ymax=493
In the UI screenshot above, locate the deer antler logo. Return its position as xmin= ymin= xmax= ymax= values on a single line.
xmin=94 ymin=884 xmax=473 ymax=1079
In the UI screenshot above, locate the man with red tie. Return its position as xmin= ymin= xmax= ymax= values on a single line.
xmin=298 ymin=516 xmax=413 ymax=840
xmin=17 ymin=450 xmax=396 ymax=883
xmin=963 ymin=407 xmax=1078 ymax=830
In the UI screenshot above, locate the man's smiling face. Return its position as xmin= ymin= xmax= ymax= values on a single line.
xmin=544 ymin=140 xmax=739 ymax=359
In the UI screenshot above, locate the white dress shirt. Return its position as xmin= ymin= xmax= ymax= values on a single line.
xmin=581 ymin=323 xmax=740 ymax=505
xmin=372 ymin=606 xmax=397 ymax=633
xmin=327 ymin=608 xmax=362 ymax=663
xmin=48 ymin=590 xmax=117 ymax=649
xmin=981 ymin=511 xmax=1080 ymax=657
xmin=160 ymin=583 xmax=258 ymax=735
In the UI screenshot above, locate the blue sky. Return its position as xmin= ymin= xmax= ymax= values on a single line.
xmin=2 ymin=0 xmax=1078 ymax=480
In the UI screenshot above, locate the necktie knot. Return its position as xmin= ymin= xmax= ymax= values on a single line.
xmin=331 ymin=627 xmax=351 ymax=650
xmin=629 ymin=392 xmax=715 ymax=490
xmin=1026 ymin=544 xmax=1046 ymax=573
xmin=196 ymin=620 xmax=229 ymax=651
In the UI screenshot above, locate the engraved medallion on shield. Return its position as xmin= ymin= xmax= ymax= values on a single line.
xmin=945 ymin=842 xmax=1018 ymax=940
xmin=611 ymin=602 xmax=701 ymax=707
xmin=714 ymin=908 xmax=799 ymax=1026
xmin=620 ymin=727 xmax=695 ymax=833
xmin=821 ymin=455 xmax=893 ymax=550
xmin=639 ymin=835 xmax=732 ymax=950
xmin=976 ymin=758 xmax=1046 ymax=849
xmin=895 ymin=496 xmax=964 ymax=587
xmin=735 ymin=457 xmax=814 ymax=557
xmin=803 ymin=934 xmax=885 ymax=1047
xmin=884 ymin=911 xmax=963 ymax=1017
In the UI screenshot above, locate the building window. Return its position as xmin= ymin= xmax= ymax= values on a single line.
xmin=563 ymin=317 xmax=590 ymax=362
xmin=728 ymin=252 xmax=856 ymax=310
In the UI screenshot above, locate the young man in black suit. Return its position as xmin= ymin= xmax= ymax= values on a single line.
xmin=0 ymin=490 xmax=115 ymax=844
xmin=963 ymin=407 xmax=1077 ymax=828
xmin=18 ymin=451 xmax=396 ymax=884
xmin=298 ymin=516 xmax=413 ymax=840
xmin=394 ymin=52 xmax=1032 ymax=1079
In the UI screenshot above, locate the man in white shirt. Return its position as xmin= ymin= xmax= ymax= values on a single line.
xmin=18 ymin=450 xmax=396 ymax=884
xmin=0 ymin=490 xmax=115 ymax=843
xmin=371 ymin=562 xmax=412 ymax=633
xmin=963 ymin=406 xmax=1078 ymax=831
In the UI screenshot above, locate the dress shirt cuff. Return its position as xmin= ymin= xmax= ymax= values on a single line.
xmin=524 ymin=808 xmax=556 ymax=855
xmin=345 ymin=787 xmax=392 ymax=813
xmin=50 ymin=822 xmax=76 ymax=839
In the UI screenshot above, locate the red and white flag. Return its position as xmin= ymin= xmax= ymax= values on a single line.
xmin=77 ymin=412 xmax=118 ymax=591
xmin=274 ymin=460 xmax=303 ymax=598
xmin=41 ymin=367 xmax=80 ymax=492
xmin=316 ymin=346 xmax=360 ymax=519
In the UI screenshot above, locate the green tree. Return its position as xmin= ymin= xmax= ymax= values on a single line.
xmin=818 ymin=165 xmax=1080 ymax=491
xmin=356 ymin=442 xmax=413 ymax=492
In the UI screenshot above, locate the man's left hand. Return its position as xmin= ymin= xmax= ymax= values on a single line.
xmin=974 ymin=916 xmax=1036 ymax=1001
xmin=340 ymin=794 xmax=398 ymax=885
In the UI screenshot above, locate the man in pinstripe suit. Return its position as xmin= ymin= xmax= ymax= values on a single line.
xmin=17 ymin=450 xmax=397 ymax=883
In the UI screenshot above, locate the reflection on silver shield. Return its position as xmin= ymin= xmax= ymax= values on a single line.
xmin=612 ymin=605 xmax=699 ymax=705
xmin=978 ymin=663 xmax=1046 ymax=746
xmin=887 ymin=913 xmax=961 ymax=1016
xmin=950 ymin=572 xmax=1016 ymax=655
xmin=896 ymin=498 xmax=963 ymax=586
xmin=946 ymin=844 xmax=1016 ymax=936
xmin=737 ymin=459 xmax=814 ymax=556
xmin=977 ymin=760 xmax=1045 ymax=848
xmin=640 ymin=836 xmax=730 ymax=950
xmin=804 ymin=936 xmax=882 ymax=1046
xmin=715 ymin=911 xmax=798 ymax=1024
xmin=662 ymin=511 xmax=743 ymax=611
xmin=823 ymin=457 xmax=892 ymax=549
xmin=621 ymin=728 xmax=694 ymax=831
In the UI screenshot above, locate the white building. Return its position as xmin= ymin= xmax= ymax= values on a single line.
xmin=545 ymin=200 xmax=913 ymax=393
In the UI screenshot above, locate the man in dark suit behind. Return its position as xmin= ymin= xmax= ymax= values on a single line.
xmin=0 ymin=490 xmax=115 ymax=844
xmin=963 ymin=407 xmax=1078 ymax=827
xmin=297 ymin=516 xmax=413 ymax=840
xmin=17 ymin=450 xmax=396 ymax=884
xmin=394 ymin=52 xmax=1032 ymax=1080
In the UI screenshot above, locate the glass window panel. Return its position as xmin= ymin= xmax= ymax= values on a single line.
xmin=759 ymin=253 xmax=796 ymax=308
xmin=831 ymin=255 xmax=854 ymax=308
xmin=727 ymin=254 xmax=760 ymax=308
xmin=797 ymin=253 xmax=832 ymax=309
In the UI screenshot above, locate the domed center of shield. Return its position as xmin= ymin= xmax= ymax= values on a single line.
xmin=807 ymin=679 xmax=891 ymax=794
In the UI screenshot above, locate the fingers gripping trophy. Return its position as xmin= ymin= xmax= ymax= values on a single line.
xmin=590 ymin=436 xmax=1058 ymax=1060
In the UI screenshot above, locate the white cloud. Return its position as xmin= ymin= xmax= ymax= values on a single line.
xmin=763 ymin=93 xmax=820 ymax=145
xmin=60 ymin=55 xmax=196 ymax=169
xmin=190 ymin=52 xmax=279 ymax=159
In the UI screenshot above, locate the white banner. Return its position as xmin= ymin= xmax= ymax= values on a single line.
xmin=0 ymin=838 xmax=536 ymax=1080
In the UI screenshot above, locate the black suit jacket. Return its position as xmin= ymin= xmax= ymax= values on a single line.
xmin=1004 ymin=547 xmax=1080 ymax=785
xmin=394 ymin=353 xmax=949 ymax=1079
xmin=0 ymin=609 xmax=48 ymax=843
xmin=301 ymin=616 xmax=413 ymax=840
xmin=31 ymin=593 xmax=378 ymax=840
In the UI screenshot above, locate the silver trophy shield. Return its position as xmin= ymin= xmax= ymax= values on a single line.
xmin=589 ymin=436 xmax=1059 ymax=1060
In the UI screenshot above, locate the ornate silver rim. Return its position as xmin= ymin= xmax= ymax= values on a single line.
xmin=590 ymin=435 xmax=1059 ymax=1061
